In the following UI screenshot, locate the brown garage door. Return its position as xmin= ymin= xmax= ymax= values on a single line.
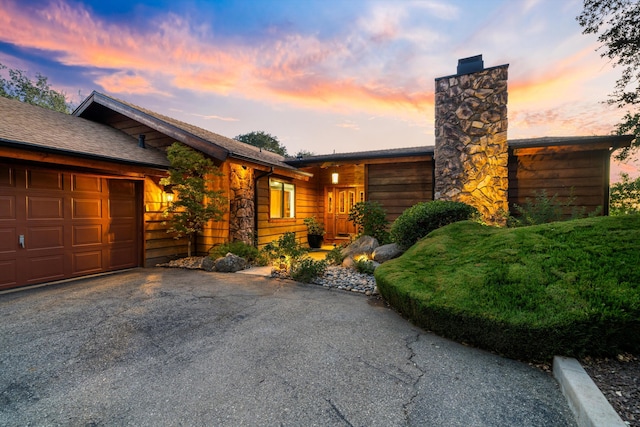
xmin=0 ymin=164 xmax=140 ymax=290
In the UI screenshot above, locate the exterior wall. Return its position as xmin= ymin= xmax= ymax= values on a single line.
xmin=229 ymin=163 xmax=254 ymax=245
xmin=508 ymin=149 xmax=609 ymax=216
xmin=256 ymin=174 xmax=317 ymax=248
xmin=434 ymin=64 xmax=509 ymax=225
xmin=367 ymin=161 xmax=433 ymax=222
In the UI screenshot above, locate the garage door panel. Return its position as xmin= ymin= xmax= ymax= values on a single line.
xmin=27 ymin=226 xmax=64 ymax=249
xmin=72 ymin=175 xmax=102 ymax=192
xmin=0 ymin=195 xmax=16 ymax=218
xmin=73 ymin=198 xmax=102 ymax=218
xmin=0 ymin=165 xmax=14 ymax=186
xmin=110 ymin=246 xmax=137 ymax=269
xmin=73 ymin=251 xmax=103 ymax=274
xmin=0 ymin=260 xmax=17 ymax=289
xmin=109 ymin=199 xmax=136 ymax=218
xmin=27 ymin=170 xmax=63 ymax=190
xmin=109 ymin=223 xmax=135 ymax=243
xmin=27 ymin=197 xmax=64 ymax=219
xmin=109 ymin=180 xmax=135 ymax=196
xmin=0 ymin=228 xmax=16 ymax=252
xmin=27 ymin=255 xmax=65 ymax=282
xmin=73 ymin=225 xmax=102 ymax=246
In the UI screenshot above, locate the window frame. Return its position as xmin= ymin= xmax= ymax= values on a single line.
xmin=269 ymin=178 xmax=296 ymax=219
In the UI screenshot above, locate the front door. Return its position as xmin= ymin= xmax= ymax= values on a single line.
xmin=325 ymin=186 xmax=362 ymax=241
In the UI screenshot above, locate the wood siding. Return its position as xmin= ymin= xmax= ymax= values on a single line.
xmin=367 ymin=161 xmax=433 ymax=222
xmin=508 ymin=149 xmax=609 ymax=216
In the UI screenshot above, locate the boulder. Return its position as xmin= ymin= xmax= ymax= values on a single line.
xmin=214 ymin=253 xmax=248 ymax=273
xmin=372 ymin=243 xmax=404 ymax=263
xmin=158 ymin=256 xmax=214 ymax=271
xmin=341 ymin=256 xmax=355 ymax=269
xmin=341 ymin=235 xmax=379 ymax=259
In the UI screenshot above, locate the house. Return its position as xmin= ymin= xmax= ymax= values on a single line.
xmin=0 ymin=56 xmax=634 ymax=291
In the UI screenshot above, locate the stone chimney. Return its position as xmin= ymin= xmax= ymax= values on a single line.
xmin=434 ymin=55 xmax=509 ymax=225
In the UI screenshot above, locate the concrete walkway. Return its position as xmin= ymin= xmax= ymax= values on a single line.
xmin=0 ymin=268 xmax=576 ymax=426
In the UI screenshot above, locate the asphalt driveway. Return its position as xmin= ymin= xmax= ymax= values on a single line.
xmin=0 ymin=268 xmax=576 ymax=426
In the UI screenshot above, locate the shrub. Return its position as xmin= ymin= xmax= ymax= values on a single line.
xmin=610 ymin=173 xmax=640 ymax=215
xmin=209 ymin=241 xmax=260 ymax=264
xmin=509 ymin=189 xmax=601 ymax=226
xmin=390 ymin=200 xmax=478 ymax=249
xmin=260 ymin=232 xmax=308 ymax=268
xmin=354 ymin=258 xmax=376 ymax=275
xmin=324 ymin=245 xmax=345 ymax=265
xmin=303 ymin=216 xmax=325 ymax=235
xmin=348 ymin=201 xmax=390 ymax=244
xmin=290 ymin=258 xmax=327 ymax=283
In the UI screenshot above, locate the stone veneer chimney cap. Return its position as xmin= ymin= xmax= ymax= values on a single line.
xmin=457 ymin=54 xmax=484 ymax=75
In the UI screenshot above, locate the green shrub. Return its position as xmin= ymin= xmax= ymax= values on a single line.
xmin=291 ymin=258 xmax=327 ymax=283
xmin=324 ymin=245 xmax=345 ymax=265
xmin=610 ymin=173 xmax=640 ymax=215
xmin=348 ymin=201 xmax=390 ymax=244
xmin=354 ymin=258 xmax=376 ymax=275
xmin=509 ymin=189 xmax=601 ymax=226
xmin=210 ymin=241 xmax=261 ymax=264
xmin=390 ymin=200 xmax=478 ymax=249
xmin=260 ymin=232 xmax=308 ymax=267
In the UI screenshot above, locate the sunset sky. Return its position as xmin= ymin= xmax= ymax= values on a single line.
xmin=0 ymin=0 xmax=638 ymax=179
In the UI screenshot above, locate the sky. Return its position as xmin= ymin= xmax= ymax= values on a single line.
xmin=0 ymin=0 xmax=638 ymax=179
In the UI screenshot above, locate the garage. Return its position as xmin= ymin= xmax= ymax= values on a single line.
xmin=0 ymin=164 xmax=140 ymax=290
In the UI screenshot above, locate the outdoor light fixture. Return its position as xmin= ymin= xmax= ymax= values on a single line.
xmin=331 ymin=172 xmax=339 ymax=184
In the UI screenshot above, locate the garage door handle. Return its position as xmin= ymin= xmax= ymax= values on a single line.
xmin=19 ymin=234 xmax=25 ymax=249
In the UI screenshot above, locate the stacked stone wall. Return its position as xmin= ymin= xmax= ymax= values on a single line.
xmin=229 ymin=164 xmax=255 ymax=245
xmin=434 ymin=64 xmax=509 ymax=225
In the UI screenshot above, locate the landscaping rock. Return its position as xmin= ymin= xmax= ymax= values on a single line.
xmin=342 ymin=235 xmax=379 ymax=259
xmin=373 ymin=243 xmax=403 ymax=263
xmin=214 ymin=253 xmax=248 ymax=272
xmin=158 ymin=256 xmax=214 ymax=271
xmin=342 ymin=256 xmax=356 ymax=269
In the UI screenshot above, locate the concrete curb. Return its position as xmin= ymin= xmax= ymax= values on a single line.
xmin=553 ymin=356 xmax=626 ymax=427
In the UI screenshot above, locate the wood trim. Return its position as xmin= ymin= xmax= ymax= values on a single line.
xmin=511 ymin=143 xmax=612 ymax=156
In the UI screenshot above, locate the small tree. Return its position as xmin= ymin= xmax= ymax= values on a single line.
xmin=234 ymin=131 xmax=288 ymax=156
xmin=610 ymin=173 xmax=640 ymax=215
xmin=0 ymin=62 xmax=71 ymax=113
xmin=160 ymin=143 xmax=227 ymax=257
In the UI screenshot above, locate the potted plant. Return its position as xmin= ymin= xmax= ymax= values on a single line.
xmin=303 ymin=216 xmax=325 ymax=248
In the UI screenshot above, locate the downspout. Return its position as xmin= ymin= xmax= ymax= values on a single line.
xmin=253 ymin=167 xmax=274 ymax=246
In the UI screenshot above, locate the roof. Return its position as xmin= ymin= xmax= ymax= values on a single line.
xmin=0 ymin=96 xmax=169 ymax=168
xmin=74 ymin=92 xmax=305 ymax=175
xmin=285 ymin=146 xmax=435 ymax=167
xmin=286 ymin=135 xmax=634 ymax=166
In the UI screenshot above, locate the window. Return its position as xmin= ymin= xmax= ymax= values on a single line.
xmin=270 ymin=179 xmax=295 ymax=218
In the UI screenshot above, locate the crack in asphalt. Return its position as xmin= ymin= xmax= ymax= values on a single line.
xmin=403 ymin=333 xmax=425 ymax=423
xmin=325 ymin=398 xmax=354 ymax=427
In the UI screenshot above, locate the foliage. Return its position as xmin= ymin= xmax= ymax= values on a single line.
xmin=293 ymin=149 xmax=315 ymax=158
xmin=577 ymin=0 xmax=640 ymax=160
xmin=209 ymin=241 xmax=261 ymax=265
xmin=303 ymin=216 xmax=325 ymax=235
xmin=390 ymin=200 xmax=478 ymax=249
xmin=347 ymin=201 xmax=390 ymax=244
xmin=354 ymin=258 xmax=376 ymax=275
xmin=375 ymin=216 xmax=640 ymax=361
xmin=260 ymin=232 xmax=308 ymax=266
xmin=324 ymin=245 xmax=346 ymax=266
xmin=508 ymin=189 xmax=600 ymax=227
xmin=0 ymin=62 xmax=72 ymax=113
xmin=290 ymin=258 xmax=327 ymax=283
xmin=160 ymin=143 xmax=227 ymax=257
xmin=610 ymin=173 xmax=640 ymax=215
xmin=234 ymin=131 xmax=288 ymax=156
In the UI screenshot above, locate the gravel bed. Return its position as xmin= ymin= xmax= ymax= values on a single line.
xmin=580 ymin=353 xmax=640 ymax=427
xmin=272 ymin=266 xmax=378 ymax=295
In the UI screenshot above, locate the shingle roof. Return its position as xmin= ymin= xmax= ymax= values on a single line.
xmin=285 ymin=145 xmax=434 ymax=166
xmin=0 ymin=96 xmax=169 ymax=168
xmin=75 ymin=92 xmax=302 ymax=173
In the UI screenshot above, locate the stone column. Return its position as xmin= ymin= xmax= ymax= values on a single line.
xmin=434 ymin=57 xmax=509 ymax=225
xmin=229 ymin=164 xmax=255 ymax=245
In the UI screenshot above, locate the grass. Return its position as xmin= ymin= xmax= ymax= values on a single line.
xmin=374 ymin=215 xmax=640 ymax=361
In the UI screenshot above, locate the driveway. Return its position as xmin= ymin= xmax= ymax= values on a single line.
xmin=0 ymin=268 xmax=575 ymax=426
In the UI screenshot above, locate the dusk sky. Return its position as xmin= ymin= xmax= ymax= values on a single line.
xmin=1 ymin=0 xmax=638 ymax=178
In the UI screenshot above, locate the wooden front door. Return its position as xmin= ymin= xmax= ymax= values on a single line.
xmin=325 ymin=186 xmax=362 ymax=240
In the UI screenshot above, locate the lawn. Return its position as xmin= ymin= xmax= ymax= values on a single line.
xmin=374 ymin=215 xmax=640 ymax=361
